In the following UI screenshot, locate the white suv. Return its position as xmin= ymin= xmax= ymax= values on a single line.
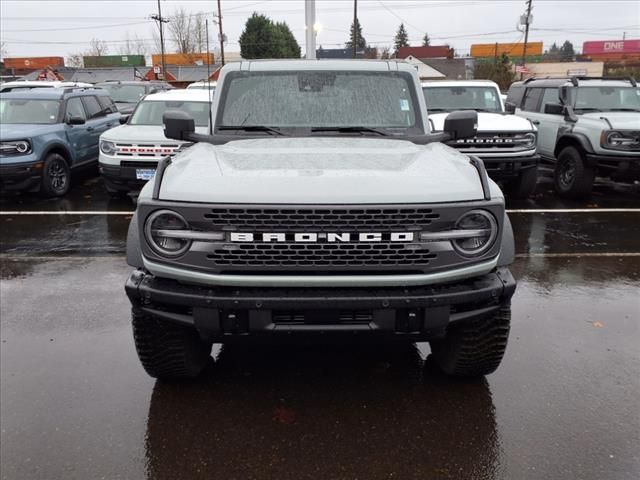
xmin=423 ymin=80 xmax=539 ymax=198
xmin=98 ymin=89 xmax=211 ymax=197
xmin=507 ymin=76 xmax=639 ymax=198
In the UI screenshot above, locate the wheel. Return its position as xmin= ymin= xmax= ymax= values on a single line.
xmin=132 ymin=308 xmax=213 ymax=380
xmin=554 ymin=146 xmax=594 ymax=198
xmin=40 ymin=153 xmax=71 ymax=197
xmin=504 ymin=167 xmax=538 ymax=199
xmin=429 ymin=304 xmax=511 ymax=378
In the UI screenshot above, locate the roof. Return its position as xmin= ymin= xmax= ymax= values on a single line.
xmin=422 ymin=79 xmax=499 ymax=88
xmin=0 ymin=88 xmax=67 ymax=99
xmin=68 ymin=67 xmax=146 ymax=83
xmin=141 ymin=89 xmax=212 ymax=102
xmin=400 ymin=56 xmax=445 ymax=79
xmin=420 ymin=58 xmax=470 ymax=80
xmin=521 ymin=77 xmax=636 ymax=88
xmin=225 ymin=59 xmax=419 ymax=73
xmin=95 ymin=80 xmax=168 ymax=86
xmin=316 ymin=48 xmax=368 ymax=59
xmin=165 ymin=64 xmax=221 ymax=82
xmin=397 ymin=46 xmax=453 ymax=59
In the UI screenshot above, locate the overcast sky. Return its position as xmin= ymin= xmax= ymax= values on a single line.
xmin=1 ymin=0 xmax=639 ymax=60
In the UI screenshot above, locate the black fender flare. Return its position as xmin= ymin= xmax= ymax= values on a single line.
xmin=42 ymin=142 xmax=74 ymax=165
xmin=554 ymin=132 xmax=595 ymax=161
xmin=497 ymin=213 xmax=515 ymax=267
xmin=126 ymin=212 xmax=144 ymax=268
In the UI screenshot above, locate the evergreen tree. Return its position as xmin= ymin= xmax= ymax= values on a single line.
xmin=394 ymin=23 xmax=409 ymax=54
xmin=239 ymin=13 xmax=300 ymax=59
xmin=272 ymin=21 xmax=301 ymax=58
xmin=543 ymin=42 xmax=561 ymax=61
xmin=345 ymin=18 xmax=366 ymax=51
xmin=559 ymin=40 xmax=575 ymax=61
xmin=473 ymin=53 xmax=515 ymax=91
xmin=422 ymin=33 xmax=431 ymax=47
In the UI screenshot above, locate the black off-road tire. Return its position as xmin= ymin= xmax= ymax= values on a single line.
xmin=554 ymin=146 xmax=595 ymax=198
xmin=505 ymin=167 xmax=538 ymax=199
xmin=429 ymin=304 xmax=511 ymax=378
xmin=132 ymin=308 xmax=213 ymax=380
xmin=40 ymin=153 xmax=71 ymax=197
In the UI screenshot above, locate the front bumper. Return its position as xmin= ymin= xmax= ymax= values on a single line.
xmin=100 ymin=163 xmax=156 ymax=193
xmin=0 ymin=158 xmax=43 ymax=193
xmin=125 ymin=267 xmax=516 ymax=341
xmin=586 ymin=153 xmax=640 ymax=182
xmin=479 ymin=154 xmax=539 ymax=180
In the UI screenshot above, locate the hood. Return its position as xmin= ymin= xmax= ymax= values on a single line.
xmin=100 ymin=124 xmax=209 ymax=143
xmin=148 ymin=137 xmax=497 ymax=204
xmin=579 ymin=111 xmax=640 ymax=130
xmin=0 ymin=123 xmax=60 ymax=141
xmin=429 ymin=112 xmax=534 ymax=132
xmin=115 ymin=102 xmax=136 ymax=114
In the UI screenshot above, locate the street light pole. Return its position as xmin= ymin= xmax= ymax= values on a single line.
xmin=305 ymin=0 xmax=316 ymax=59
xmin=520 ymin=0 xmax=533 ymax=79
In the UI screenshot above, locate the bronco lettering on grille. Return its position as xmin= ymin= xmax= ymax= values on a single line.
xmin=229 ymin=232 xmax=415 ymax=243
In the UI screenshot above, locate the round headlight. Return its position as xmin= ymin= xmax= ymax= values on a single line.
xmin=15 ymin=140 xmax=31 ymax=153
xmin=100 ymin=140 xmax=116 ymax=155
xmin=453 ymin=210 xmax=498 ymax=257
xmin=522 ymin=132 xmax=537 ymax=148
xmin=144 ymin=210 xmax=191 ymax=257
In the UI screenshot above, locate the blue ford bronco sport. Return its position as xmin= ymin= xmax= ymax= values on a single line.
xmin=0 ymin=87 xmax=120 ymax=196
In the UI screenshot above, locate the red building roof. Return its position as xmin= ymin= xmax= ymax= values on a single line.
xmin=397 ymin=46 xmax=453 ymax=59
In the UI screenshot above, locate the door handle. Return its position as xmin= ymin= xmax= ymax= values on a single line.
xmin=86 ymin=126 xmax=95 ymax=132
xmin=529 ymin=119 xmax=540 ymax=126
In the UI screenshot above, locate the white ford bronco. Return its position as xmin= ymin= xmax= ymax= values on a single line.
xmin=99 ymin=89 xmax=211 ymax=197
xmin=423 ymin=80 xmax=539 ymax=198
xmin=125 ymin=60 xmax=517 ymax=380
xmin=507 ymin=76 xmax=640 ymax=197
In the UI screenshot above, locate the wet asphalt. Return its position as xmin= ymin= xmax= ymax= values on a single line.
xmin=0 ymin=173 xmax=639 ymax=480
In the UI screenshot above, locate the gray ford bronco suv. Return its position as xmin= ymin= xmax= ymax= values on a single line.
xmin=125 ymin=60 xmax=517 ymax=380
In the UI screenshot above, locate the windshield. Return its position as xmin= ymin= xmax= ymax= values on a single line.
xmin=0 ymin=99 xmax=60 ymax=124
xmin=130 ymin=100 xmax=209 ymax=126
xmin=423 ymin=86 xmax=502 ymax=113
xmin=216 ymin=70 xmax=423 ymax=134
xmin=99 ymin=84 xmax=147 ymax=103
xmin=570 ymin=86 xmax=640 ymax=112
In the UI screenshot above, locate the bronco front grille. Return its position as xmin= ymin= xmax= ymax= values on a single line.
xmin=207 ymin=242 xmax=437 ymax=268
xmin=204 ymin=207 xmax=440 ymax=230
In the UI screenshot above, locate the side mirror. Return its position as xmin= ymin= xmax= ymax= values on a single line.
xmin=443 ymin=110 xmax=477 ymax=140
xmin=544 ymin=103 xmax=564 ymax=115
xmin=505 ymin=102 xmax=516 ymax=114
xmin=149 ymin=88 xmax=158 ymax=94
xmin=163 ymin=110 xmax=195 ymax=141
xmin=67 ymin=116 xmax=85 ymax=125
xmin=119 ymin=115 xmax=129 ymax=125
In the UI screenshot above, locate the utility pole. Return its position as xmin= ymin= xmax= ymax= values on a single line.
xmin=217 ymin=0 xmax=225 ymax=65
xmin=151 ymin=0 xmax=169 ymax=80
xmin=305 ymin=0 xmax=316 ymax=59
xmin=353 ymin=0 xmax=358 ymax=59
xmin=520 ymin=0 xmax=533 ymax=79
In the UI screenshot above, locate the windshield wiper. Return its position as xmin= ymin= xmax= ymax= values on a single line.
xmin=217 ymin=125 xmax=284 ymax=136
xmin=606 ymin=108 xmax=640 ymax=112
xmin=310 ymin=126 xmax=389 ymax=136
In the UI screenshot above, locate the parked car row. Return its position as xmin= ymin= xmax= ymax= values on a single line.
xmin=1 ymin=75 xmax=637 ymax=200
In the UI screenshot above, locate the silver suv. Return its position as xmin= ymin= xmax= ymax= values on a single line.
xmin=507 ymin=76 xmax=639 ymax=197
xmin=125 ymin=60 xmax=517 ymax=381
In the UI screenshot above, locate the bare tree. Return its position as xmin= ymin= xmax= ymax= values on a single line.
xmin=150 ymin=27 xmax=162 ymax=55
xmin=167 ymin=8 xmax=208 ymax=54
xmin=66 ymin=53 xmax=84 ymax=68
xmin=86 ymin=38 xmax=109 ymax=56
xmin=168 ymin=7 xmax=194 ymax=54
xmin=0 ymin=41 xmax=7 ymax=61
xmin=118 ymin=32 xmax=148 ymax=56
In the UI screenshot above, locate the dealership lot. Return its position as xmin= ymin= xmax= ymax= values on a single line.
xmin=0 ymin=178 xmax=638 ymax=480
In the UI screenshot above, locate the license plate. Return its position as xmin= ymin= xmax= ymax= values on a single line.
xmin=136 ymin=168 xmax=156 ymax=181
